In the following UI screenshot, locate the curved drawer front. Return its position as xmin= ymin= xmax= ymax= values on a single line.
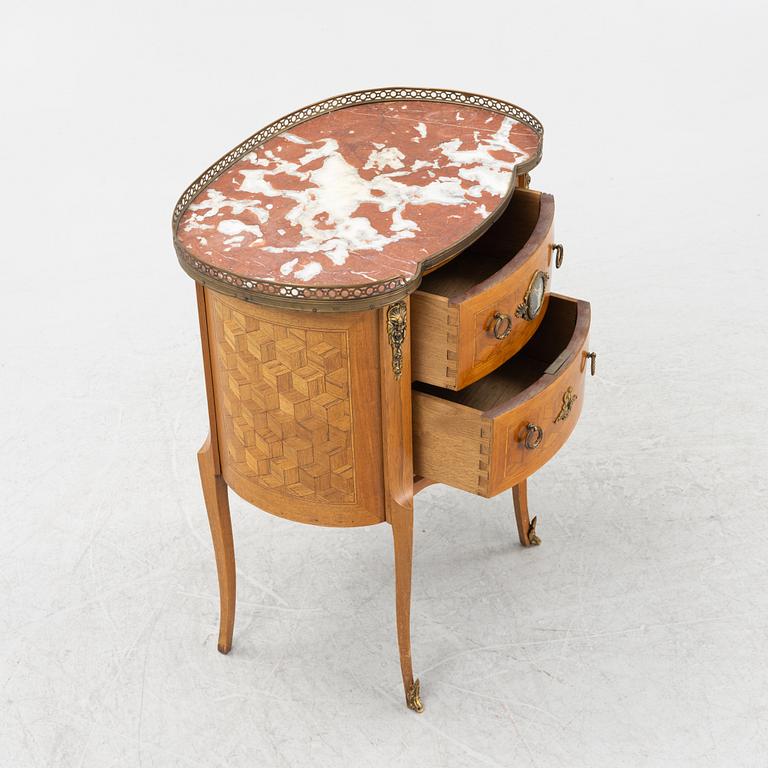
xmin=457 ymin=208 xmax=554 ymax=390
xmin=411 ymin=189 xmax=557 ymax=390
xmin=412 ymin=295 xmax=591 ymax=498
xmin=484 ymin=321 xmax=589 ymax=495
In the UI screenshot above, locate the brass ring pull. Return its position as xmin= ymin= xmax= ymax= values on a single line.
xmin=552 ymin=243 xmax=564 ymax=269
xmin=525 ymin=423 xmax=543 ymax=449
xmin=586 ymin=352 xmax=597 ymax=376
xmin=492 ymin=312 xmax=513 ymax=340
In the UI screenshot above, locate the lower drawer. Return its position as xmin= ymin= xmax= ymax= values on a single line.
xmin=412 ymin=295 xmax=592 ymax=497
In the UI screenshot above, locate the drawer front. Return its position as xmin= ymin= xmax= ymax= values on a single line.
xmin=455 ymin=217 xmax=555 ymax=389
xmin=485 ymin=331 xmax=589 ymax=495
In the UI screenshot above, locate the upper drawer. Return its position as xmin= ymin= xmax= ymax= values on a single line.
xmin=412 ymin=295 xmax=592 ymax=498
xmin=411 ymin=188 xmax=561 ymax=390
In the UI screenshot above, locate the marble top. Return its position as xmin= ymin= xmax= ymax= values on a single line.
xmin=173 ymin=90 xmax=542 ymax=309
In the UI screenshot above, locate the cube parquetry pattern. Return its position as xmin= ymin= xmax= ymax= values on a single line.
xmin=211 ymin=295 xmax=356 ymax=504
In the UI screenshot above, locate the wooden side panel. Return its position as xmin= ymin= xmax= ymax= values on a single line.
xmin=196 ymin=283 xmax=222 ymax=474
xmin=206 ymin=289 xmax=385 ymax=526
xmin=410 ymin=291 xmax=458 ymax=388
xmin=411 ymin=393 xmax=486 ymax=494
xmin=454 ymin=206 xmax=555 ymax=389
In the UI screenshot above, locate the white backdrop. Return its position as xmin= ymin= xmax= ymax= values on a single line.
xmin=2 ymin=2 xmax=767 ymax=766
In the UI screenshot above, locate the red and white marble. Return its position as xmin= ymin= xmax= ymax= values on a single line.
xmin=176 ymin=100 xmax=540 ymax=288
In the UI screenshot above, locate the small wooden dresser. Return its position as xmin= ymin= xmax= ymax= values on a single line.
xmin=172 ymin=88 xmax=595 ymax=712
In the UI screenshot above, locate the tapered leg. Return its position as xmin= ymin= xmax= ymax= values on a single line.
xmin=391 ymin=501 xmax=423 ymax=713
xmin=512 ymin=479 xmax=541 ymax=547
xmin=198 ymin=436 xmax=236 ymax=653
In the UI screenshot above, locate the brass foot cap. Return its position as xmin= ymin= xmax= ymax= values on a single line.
xmin=406 ymin=678 xmax=424 ymax=713
xmin=527 ymin=516 xmax=542 ymax=547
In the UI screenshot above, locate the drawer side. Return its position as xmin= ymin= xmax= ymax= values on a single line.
xmin=410 ymin=291 xmax=459 ymax=388
xmin=412 ymin=393 xmax=487 ymax=494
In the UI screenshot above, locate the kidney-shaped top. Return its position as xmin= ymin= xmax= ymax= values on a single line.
xmin=173 ymin=88 xmax=543 ymax=311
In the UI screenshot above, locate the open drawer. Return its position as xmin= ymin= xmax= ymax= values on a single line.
xmin=411 ymin=188 xmax=561 ymax=390
xmin=412 ymin=295 xmax=592 ymax=497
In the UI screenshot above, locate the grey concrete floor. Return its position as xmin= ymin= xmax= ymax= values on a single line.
xmin=2 ymin=2 xmax=767 ymax=766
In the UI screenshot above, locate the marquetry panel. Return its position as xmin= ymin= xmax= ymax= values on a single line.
xmin=210 ymin=295 xmax=356 ymax=504
xmin=202 ymin=289 xmax=385 ymax=527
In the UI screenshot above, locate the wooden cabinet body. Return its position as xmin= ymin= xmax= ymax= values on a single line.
xmin=174 ymin=88 xmax=595 ymax=713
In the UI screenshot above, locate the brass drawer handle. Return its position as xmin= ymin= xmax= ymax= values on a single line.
xmin=586 ymin=351 xmax=597 ymax=376
xmin=525 ymin=423 xmax=543 ymax=449
xmin=492 ymin=312 xmax=513 ymax=339
xmin=552 ymin=243 xmax=564 ymax=269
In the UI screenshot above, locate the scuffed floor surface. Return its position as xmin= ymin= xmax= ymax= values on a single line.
xmin=2 ymin=2 xmax=768 ymax=766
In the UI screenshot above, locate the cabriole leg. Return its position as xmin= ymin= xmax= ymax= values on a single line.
xmin=391 ymin=501 xmax=423 ymax=713
xmin=512 ymin=479 xmax=541 ymax=547
xmin=198 ymin=436 xmax=236 ymax=653
xmin=380 ymin=298 xmax=423 ymax=712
